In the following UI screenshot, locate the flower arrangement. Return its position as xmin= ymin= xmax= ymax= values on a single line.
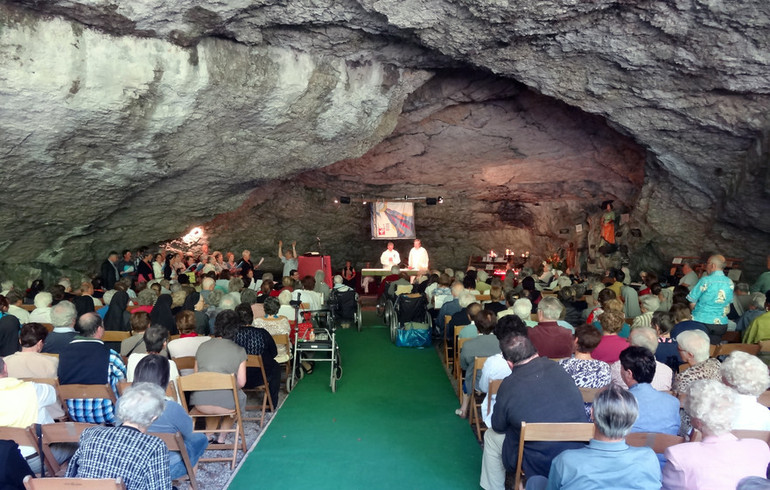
xmin=544 ymin=251 xmax=565 ymax=271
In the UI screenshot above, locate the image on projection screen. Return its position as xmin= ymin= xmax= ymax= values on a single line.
xmin=371 ymin=201 xmax=416 ymax=240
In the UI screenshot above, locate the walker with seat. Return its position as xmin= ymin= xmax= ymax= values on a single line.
xmin=288 ymin=296 xmax=342 ymax=392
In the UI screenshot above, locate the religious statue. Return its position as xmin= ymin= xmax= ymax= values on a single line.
xmin=600 ymin=200 xmax=616 ymax=246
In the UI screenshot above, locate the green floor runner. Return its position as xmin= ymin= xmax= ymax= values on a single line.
xmin=228 ymin=312 xmax=482 ymax=489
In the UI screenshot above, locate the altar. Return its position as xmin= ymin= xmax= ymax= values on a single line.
xmin=362 ymin=268 xmax=424 ymax=277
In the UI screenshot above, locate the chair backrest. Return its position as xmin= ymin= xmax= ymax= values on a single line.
xmin=58 ymin=384 xmax=117 ymax=405
xmin=579 ymin=387 xmax=605 ymax=403
xmin=709 ymin=344 xmax=718 ymax=357
xmin=487 ymin=379 xmax=503 ymax=412
xmin=471 ymin=356 xmax=488 ymax=390
xmin=758 ymin=390 xmax=770 ymax=408
xmin=732 ymin=430 xmax=770 ymax=443
xmin=117 ymin=380 xmax=177 ymax=401
xmin=245 ymin=354 xmax=265 ymax=369
xmin=172 ymin=356 xmax=196 ymax=372
xmin=176 ymin=372 xmax=240 ymax=413
xmin=149 ymin=432 xmax=197 ymax=490
xmin=475 ymin=294 xmax=491 ymax=302
xmin=101 ymin=331 xmax=131 ymax=343
xmin=0 ymin=426 xmax=39 ymax=457
xmin=41 ymin=323 xmax=54 ymax=333
xmin=444 ymin=315 xmax=452 ymax=326
xmin=515 ymin=421 xmax=594 ymax=490
xmin=714 ymin=343 xmax=761 ymax=357
xmin=23 ymin=475 xmax=125 ymax=489
xmin=272 ymin=334 xmax=290 ymax=353
xmin=41 ymin=421 xmax=96 ymax=444
xmin=626 ymin=432 xmax=684 ymax=454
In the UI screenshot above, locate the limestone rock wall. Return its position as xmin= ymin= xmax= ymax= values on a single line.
xmin=0 ymin=4 xmax=431 ymax=270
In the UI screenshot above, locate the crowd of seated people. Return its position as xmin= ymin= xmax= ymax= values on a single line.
xmin=381 ymin=252 xmax=770 ymax=489
xmin=2 ymin=248 xmax=770 ymax=488
xmin=0 ymin=244 xmax=339 ymax=488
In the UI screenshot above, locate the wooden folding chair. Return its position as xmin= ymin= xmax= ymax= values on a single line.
xmin=468 ymin=356 xmax=489 ymax=442
xmin=448 ymin=324 xmax=464 ymax=375
xmin=515 ymin=421 xmax=594 ymax=489
xmin=150 ymin=432 xmax=198 ymax=490
xmin=20 ymin=378 xmax=67 ymax=422
xmin=715 ymin=343 xmax=761 ymax=357
xmin=721 ymin=331 xmax=742 ymax=344
xmin=243 ymin=355 xmax=274 ymax=427
xmin=732 ymin=430 xmax=770 ymax=444
xmin=23 ymin=475 xmax=125 ymax=489
xmin=0 ymin=426 xmax=50 ymax=476
xmin=176 ymin=372 xmax=247 ymax=469
xmin=455 ymin=337 xmax=471 ymax=399
xmin=579 ymin=387 xmax=604 ymax=403
xmin=173 ymin=356 xmax=197 ymax=375
xmin=441 ymin=315 xmax=454 ymax=369
xmin=58 ymin=384 xmax=117 ymax=422
xmin=487 ymin=379 xmax=503 ymax=414
xmin=39 ymin=422 xmax=97 ymax=476
xmin=41 ymin=323 xmax=54 ymax=333
xmin=101 ymin=331 xmax=131 ymax=343
xmin=117 ymin=380 xmax=178 ymax=402
xmin=271 ymin=333 xmax=292 ymax=393
xmin=626 ymin=432 xmax=684 ymax=454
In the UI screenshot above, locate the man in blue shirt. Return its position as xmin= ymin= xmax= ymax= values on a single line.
xmin=620 ymin=346 xmax=680 ymax=436
xmin=528 ymin=385 xmax=661 ymax=490
xmin=687 ymin=254 xmax=734 ymax=344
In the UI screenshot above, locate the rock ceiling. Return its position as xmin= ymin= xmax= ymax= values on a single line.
xmin=0 ymin=0 xmax=768 ymax=281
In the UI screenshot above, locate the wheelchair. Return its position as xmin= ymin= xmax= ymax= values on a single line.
xmin=329 ymin=287 xmax=362 ymax=332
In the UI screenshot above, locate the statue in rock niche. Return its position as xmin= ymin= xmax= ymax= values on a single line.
xmin=600 ymin=200 xmax=616 ymax=246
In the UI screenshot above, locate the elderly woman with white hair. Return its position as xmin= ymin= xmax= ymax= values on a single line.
xmin=672 ymin=329 xmax=721 ymax=397
xmin=662 ymin=380 xmax=770 ymax=490
xmin=28 ymin=291 xmax=53 ymax=324
xmin=721 ymin=351 xmax=770 ymax=430
xmin=66 ymin=383 xmax=170 ymax=489
xmin=632 ymin=294 xmax=660 ymax=329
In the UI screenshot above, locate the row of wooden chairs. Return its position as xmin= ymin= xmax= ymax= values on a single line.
xmin=0 ymin=422 xmax=196 ymax=489
xmin=18 ymin=355 xmax=277 ymax=473
xmin=513 ymin=422 xmax=688 ymax=489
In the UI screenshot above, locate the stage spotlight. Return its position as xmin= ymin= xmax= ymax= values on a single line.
xmin=362 ymin=200 xmax=367 ymax=205
xmin=437 ymin=196 xmax=444 ymax=204
xmin=339 ymin=196 xmax=351 ymax=204
xmin=333 ymin=199 xmax=339 ymax=204
xmin=426 ymin=197 xmax=437 ymax=205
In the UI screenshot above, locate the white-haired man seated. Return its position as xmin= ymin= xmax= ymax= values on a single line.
xmin=526 ymin=385 xmax=661 ymax=490
xmin=663 ymin=380 xmax=770 ymax=489
xmin=498 ymin=296 xmax=537 ymax=326
xmin=721 ymin=351 xmax=770 ymax=430
xmin=632 ymin=295 xmax=660 ymax=329
xmin=66 ymin=383 xmax=170 ymax=488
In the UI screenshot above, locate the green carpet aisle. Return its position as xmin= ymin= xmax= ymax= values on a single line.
xmin=228 ymin=312 xmax=482 ymax=489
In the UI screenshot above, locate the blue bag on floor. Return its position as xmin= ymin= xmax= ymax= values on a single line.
xmin=396 ymin=322 xmax=432 ymax=348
